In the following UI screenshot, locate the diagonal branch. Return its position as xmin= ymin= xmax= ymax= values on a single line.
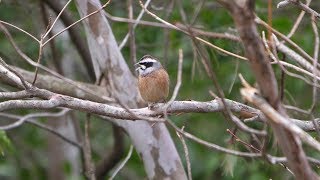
xmin=218 ymin=0 xmax=319 ymax=179
xmin=277 ymin=0 xmax=320 ymax=20
xmin=240 ymin=84 xmax=320 ymax=151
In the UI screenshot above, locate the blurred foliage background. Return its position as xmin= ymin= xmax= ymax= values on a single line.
xmin=0 ymin=0 xmax=319 ymax=179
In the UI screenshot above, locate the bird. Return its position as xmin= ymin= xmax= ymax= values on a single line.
xmin=135 ymin=55 xmax=169 ymax=108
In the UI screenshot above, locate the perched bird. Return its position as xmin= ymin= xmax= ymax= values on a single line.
xmin=136 ymin=55 xmax=169 ymax=107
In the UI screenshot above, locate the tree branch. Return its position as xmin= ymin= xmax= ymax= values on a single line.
xmin=277 ymin=0 xmax=320 ymax=20
xmin=219 ymin=0 xmax=319 ymax=178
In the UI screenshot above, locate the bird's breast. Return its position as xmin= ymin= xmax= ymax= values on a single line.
xmin=138 ymin=68 xmax=169 ymax=103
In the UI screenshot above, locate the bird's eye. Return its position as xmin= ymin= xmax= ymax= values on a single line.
xmin=138 ymin=61 xmax=153 ymax=70
xmin=145 ymin=62 xmax=153 ymax=68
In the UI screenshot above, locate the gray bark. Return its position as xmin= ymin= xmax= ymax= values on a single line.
xmin=75 ymin=0 xmax=187 ymax=179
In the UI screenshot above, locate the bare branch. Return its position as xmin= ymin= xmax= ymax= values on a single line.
xmin=0 ymin=109 xmax=69 ymax=130
xmin=1 ymin=63 xmax=319 ymax=132
xmin=287 ymin=0 xmax=312 ymax=38
xmin=176 ymin=127 xmax=192 ymax=180
xmin=83 ymin=114 xmax=96 ymax=180
xmin=176 ymin=23 xmax=241 ymax=41
xmin=220 ymin=0 xmax=318 ymax=178
xmin=43 ymin=0 xmax=111 ymax=46
xmin=11 ymin=66 xmax=113 ymax=103
xmin=0 ymin=20 xmax=40 ymax=43
xmin=119 ymin=0 xmax=152 ymax=49
xmin=0 ymin=25 xmax=113 ymax=101
xmin=310 ymin=14 xmax=320 ymax=112
xmin=42 ymin=0 xmax=72 ymax=39
xmin=0 ymin=112 xmax=81 ymax=148
xmin=240 ymin=84 xmax=320 ymax=152
xmin=256 ymin=17 xmax=318 ymax=67
xmin=127 ymin=0 xmax=137 ymax=66
xmin=165 ymin=49 xmax=183 ymax=109
xmin=138 ymin=0 xmax=248 ymax=61
xmin=166 ymin=118 xmax=261 ymax=157
xmin=0 ymin=90 xmax=31 ymax=100
xmin=109 ymin=145 xmax=133 ymax=180
xmin=277 ymin=0 xmax=320 ymax=20
xmin=273 ymin=35 xmax=319 ymax=76
xmin=43 ymin=0 xmax=95 ymax=80
xmin=0 ymin=56 xmax=30 ymax=89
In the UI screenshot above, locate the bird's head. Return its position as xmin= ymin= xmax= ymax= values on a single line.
xmin=135 ymin=55 xmax=163 ymax=76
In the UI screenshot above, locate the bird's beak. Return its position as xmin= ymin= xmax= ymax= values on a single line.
xmin=135 ymin=67 xmax=141 ymax=71
xmin=134 ymin=62 xmax=141 ymax=71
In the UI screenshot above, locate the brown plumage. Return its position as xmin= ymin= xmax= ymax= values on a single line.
xmin=138 ymin=68 xmax=169 ymax=103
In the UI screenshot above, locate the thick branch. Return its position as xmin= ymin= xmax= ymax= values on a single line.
xmin=1 ymin=66 xmax=110 ymax=103
xmin=1 ymin=65 xmax=319 ymax=131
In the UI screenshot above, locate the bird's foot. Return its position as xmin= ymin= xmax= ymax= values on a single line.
xmin=148 ymin=100 xmax=166 ymax=110
xmin=148 ymin=103 xmax=156 ymax=110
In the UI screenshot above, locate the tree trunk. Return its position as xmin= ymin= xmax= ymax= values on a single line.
xmin=75 ymin=0 xmax=187 ymax=179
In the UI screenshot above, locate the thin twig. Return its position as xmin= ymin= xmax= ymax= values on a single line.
xmin=227 ymin=129 xmax=261 ymax=152
xmin=0 ymin=24 xmax=114 ymax=102
xmin=272 ymin=34 xmax=320 ymax=78
xmin=118 ymin=0 xmax=152 ymax=49
xmin=105 ymin=12 xmax=241 ymax=42
xmin=277 ymin=0 xmax=320 ymax=20
xmin=263 ymin=33 xmax=320 ymax=89
xmin=40 ymin=1 xmax=63 ymax=74
xmin=176 ymin=127 xmax=192 ymax=180
xmin=138 ymin=0 xmax=247 ymax=61
xmin=310 ymin=14 xmax=320 ymax=112
xmin=270 ymin=60 xmax=320 ymax=84
xmin=163 ymin=1 xmax=174 ymax=66
xmin=0 ymin=109 xmax=70 ymax=130
xmin=42 ymin=0 xmax=72 ymax=39
xmin=227 ymin=131 xmax=296 ymax=176
xmin=0 ymin=20 xmax=40 ymax=43
xmin=109 ymin=145 xmax=134 ymax=180
xmin=0 ymin=56 xmax=30 ymax=89
xmin=127 ymin=0 xmax=137 ymax=66
xmin=256 ymin=17 xmax=319 ymax=68
xmin=175 ymin=2 xmax=263 ymax=136
xmin=165 ymin=49 xmax=183 ymax=110
xmin=0 ymin=112 xmax=81 ymax=148
xmin=284 ymin=104 xmax=310 ymax=115
xmin=240 ymin=79 xmax=320 ymax=152
xmin=309 ymin=14 xmax=320 ymax=137
xmin=43 ymin=0 xmax=95 ymax=79
xmin=43 ymin=0 xmax=111 ymax=46
xmin=166 ymin=118 xmax=261 ymax=157
xmin=286 ymin=0 xmax=312 ymax=38
xmin=32 ymin=37 xmax=44 ymax=85
xmin=105 ymin=12 xmax=170 ymax=28
xmin=83 ymin=114 xmax=96 ymax=180
xmin=230 ymin=114 xmax=266 ymax=136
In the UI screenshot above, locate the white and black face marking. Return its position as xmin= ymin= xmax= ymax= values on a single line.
xmin=136 ymin=55 xmax=162 ymax=76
